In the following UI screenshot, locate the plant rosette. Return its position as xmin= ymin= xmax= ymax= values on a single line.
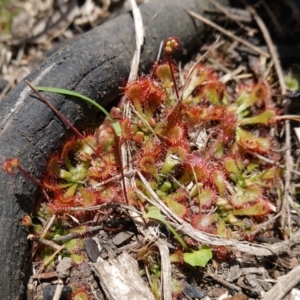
xmin=2 ymin=37 xmax=288 ymax=297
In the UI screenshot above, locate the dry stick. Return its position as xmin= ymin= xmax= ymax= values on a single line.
xmin=209 ymin=0 xmax=251 ymax=31
xmin=245 ymin=4 xmax=292 ymax=237
xmin=52 ymin=225 xmax=103 ymax=242
xmin=40 ymin=214 xmax=56 ymax=238
xmin=27 ymin=283 xmax=34 ymax=300
xmin=27 ymin=234 xmax=62 ymax=251
xmin=156 ymin=239 xmax=172 ymax=300
xmin=204 ymin=271 xmax=242 ymax=292
xmin=37 ymin=244 xmax=65 ymax=274
xmin=92 ymin=170 xmax=135 ymax=188
xmin=263 ymin=264 xmax=300 ymax=300
xmin=245 ymin=6 xmax=286 ymax=95
xmin=187 ymin=10 xmax=270 ymax=58
xmin=260 ymin=0 xmax=283 ymax=36
xmin=128 ymin=0 xmax=144 ymax=82
xmin=251 ymin=212 xmax=282 ymax=236
xmin=181 ymin=35 xmax=221 ymax=99
xmin=53 ymin=279 xmax=64 ymax=300
xmin=29 ymin=214 xmax=56 ymax=265
xmin=118 ymin=0 xmax=144 ymax=205
xmin=30 ymin=271 xmax=58 ymax=280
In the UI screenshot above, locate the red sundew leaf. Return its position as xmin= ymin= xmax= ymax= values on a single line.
xmin=167 ymin=144 xmax=189 ymax=161
xmin=119 ymin=117 xmax=132 ymax=141
xmin=231 ymin=200 xmax=270 ymax=216
xmin=153 ymin=62 xmax=177 ymax=88
xmin=171 ymin=189 xmax=189 ymax=203
xmin=139 ymin=155 xmax=158 ymax=178
xmin=250 ymin=83 xmax=268 ymax=103
xmin=184 ymin=106 xmax=206 ymax=124
xmin=184 ymin=105 xmax=225 ymax=124
xmin=221 ymin=110 xmax=238 ymax=141
xmin=126 ymin=78 xmax=166 ymax=110
xmin=231 ymin=185 xmax=261 ymax=208
xmin=213 ymin=245 xmax=230 ymax=261
xmin=144 ymin=80 xmax=166 ymax=104
xmin=195 ymin=188 xmax=215 ymax=208
xmin=224 ymin=157 xmax=240 ymax=175
xmin=141 ymin=139 xmax=163 ymax=157
xmin=185 ymin=153 xmax=217 ymax=183
xmin=61 ymin=138 xmax=77 ymax=161
xmin=98 ymin=185 xmax=121 ymax=204
xmin=87 ymin=155 xmax=117 ymax=180
xmin=51 ymin=191 xmax=76 ymax=209
xmin=198 ymin=82 xmax=225 ymax=105
xmin=47 ymin=155 xmax=61 ymax=176
xmin=65 ymin=237 xmax=84 ymax=253
xmin=236 ymin=83 xmax=268 ymax=114
xmin=71 ymin=290 xmax=89 ymax=300
xmin=212 ymin=170 xmax=226 ymax=197
xmin=125 ymin=81 xmax=143 ymax=102
xmin=79 ymin=188 xmax=98 ymax=207
xmin=236 ymin=127 xmax=271 ymax=153
xmin=191 ymin=214 xmax=218 ymax=234
xmin=166 ymin=123 xmax=187 ymax=146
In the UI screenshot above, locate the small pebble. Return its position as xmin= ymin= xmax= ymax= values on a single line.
xmin=183 ymin=285 xmax=205 ymax=299
xmin=84 ymin=238 xmax=100 ymax=262
xmin=112 ymin=231 xmax=134 ymax=246
xmin=56 ymin=257 xmax=73 ymax=279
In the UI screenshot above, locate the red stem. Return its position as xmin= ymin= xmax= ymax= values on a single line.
xmin=166 ymin=56 xmax=179 ymax=100
xmin=17 ymin=165 xmax=46 ymax=190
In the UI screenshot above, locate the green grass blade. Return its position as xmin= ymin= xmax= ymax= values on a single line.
xmin=35 ymin=86 xmax=122 ymax=137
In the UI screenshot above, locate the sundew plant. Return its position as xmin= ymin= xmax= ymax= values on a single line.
xmin=3 ymin=37 xmax=286 ymax=298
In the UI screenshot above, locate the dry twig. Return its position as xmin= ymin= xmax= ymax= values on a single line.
xmin=156 ymin=239 xmax=172 ymax=300
xmin=263 ymin=264 xmax=300 ymax=300
xmin=187 ymin=10 xmax=270 ymax=58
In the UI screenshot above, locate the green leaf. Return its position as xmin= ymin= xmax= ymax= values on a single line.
xmin=112 ymin=122 xmax=122 ymax=137
xmin=239 ymin=110 xmax=276 ymax=126
xmin=71 ymin=253 xmax=84 ymax=264
xmin=236 ymin=84 xmax=267 ymax=114
xmin=224 ymin=157 xmax=239 ymax=175
xmin=35 ymin=86 xmax=122 ymax=137
xmin=183 ymin=245 xmax=212 ymax=267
